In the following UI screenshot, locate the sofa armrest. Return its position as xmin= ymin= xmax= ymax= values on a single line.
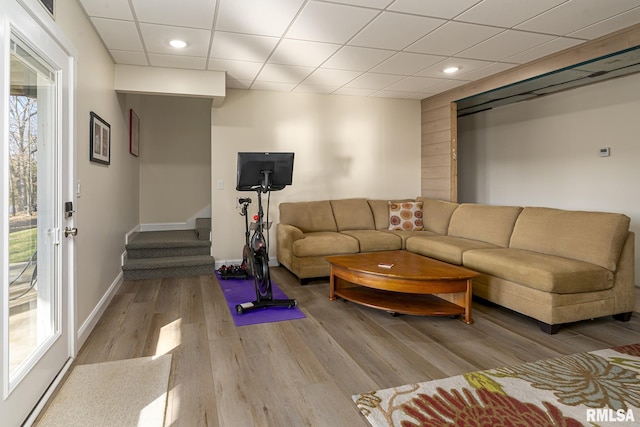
xmin=277 ymin=223 xmax=305 ymax=269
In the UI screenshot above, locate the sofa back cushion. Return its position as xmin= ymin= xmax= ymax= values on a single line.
xmin=279 ymin=200 xmax=337 ymax=233
xmin=447 ymin=204 xmax=523 ymax=247
xmin=416 ymin=197 xmax=459 ymax=234
xmin=509 ymin=207 xmax=630 ymax=271
xmin=330 ymin=199 xmax=375 ymax=231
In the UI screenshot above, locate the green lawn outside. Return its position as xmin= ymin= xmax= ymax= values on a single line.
xmin=9 ymin=228 xmax=37 ymax=263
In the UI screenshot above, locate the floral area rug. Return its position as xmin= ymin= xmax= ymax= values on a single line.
xmin=353 ymin=343 xmax=640 ymax=426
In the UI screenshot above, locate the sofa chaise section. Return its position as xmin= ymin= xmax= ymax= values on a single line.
xmin=464 ymin=207 xmax=634 ymax=333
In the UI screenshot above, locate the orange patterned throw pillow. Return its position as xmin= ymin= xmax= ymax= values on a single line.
xmin=388 ymin=201 xmax=424 ymax=231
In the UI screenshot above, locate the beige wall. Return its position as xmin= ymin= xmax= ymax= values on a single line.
xmin=458 ymin=72 xmax=640 ymax=283
xmin=421 ymin=23 xmax=640 ymax=202
xmin=138 ymin=95 xmax=211 ymax=225
xmin=211 ymin=89 xmax=421 ymax=263
xmin=56 ymin=1 xmax=139 ymax=339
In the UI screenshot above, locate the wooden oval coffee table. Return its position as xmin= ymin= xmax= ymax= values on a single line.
xmin=327 ymin=250 xmax=479 ymax=324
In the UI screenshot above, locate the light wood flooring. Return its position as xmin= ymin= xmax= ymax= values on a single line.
xmin=48 ymin=268 xmax=640 ymax=426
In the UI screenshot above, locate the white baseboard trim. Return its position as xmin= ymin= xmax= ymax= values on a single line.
xmin=125 ymin=224 xmax=140 ymax=244
xmin=140 ymin=205 xmax=211 ymax=232
xmin=76 ymin=271 xmax=123 ymax=349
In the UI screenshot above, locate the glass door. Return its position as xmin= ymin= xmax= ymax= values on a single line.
xmin=1 ymin=2 xmax=75 ymax=425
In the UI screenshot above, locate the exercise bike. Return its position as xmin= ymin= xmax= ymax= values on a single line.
xmin=235 ymin=170 xmax=297 ymax=315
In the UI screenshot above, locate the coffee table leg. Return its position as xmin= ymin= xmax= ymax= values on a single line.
xmin=463 ymin=279 xmax=473 ymax=324
xmin=329 ymin=268 xmax=336 ymax=301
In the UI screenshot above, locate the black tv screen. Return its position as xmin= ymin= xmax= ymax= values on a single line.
xmin=236 ymin=152 xmax=294 ymax=191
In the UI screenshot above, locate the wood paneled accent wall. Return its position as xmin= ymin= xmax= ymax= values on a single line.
xmin=420 ymin=24 xmax=640 ymax=202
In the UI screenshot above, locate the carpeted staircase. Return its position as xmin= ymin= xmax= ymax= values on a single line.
xmin=123 ymin=218 xmax=215 ymax=280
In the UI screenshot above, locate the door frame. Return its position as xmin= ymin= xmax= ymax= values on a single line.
xmin=1 ymin=0 xmax=77 ymax=424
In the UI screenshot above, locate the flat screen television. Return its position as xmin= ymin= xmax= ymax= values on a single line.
xmin=236 ymin=152 xmax=294 ymax=192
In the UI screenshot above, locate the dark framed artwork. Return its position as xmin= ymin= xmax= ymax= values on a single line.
xmin=90 ymin=112 xmax=110 ymax=165
xmin=129 ymin=109 xmax=140 ymax=157
xmin=39 ymin=0 xmax=54 ymax=16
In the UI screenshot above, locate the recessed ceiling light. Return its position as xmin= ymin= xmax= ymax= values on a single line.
xmin=443 ymin=66 xmax=460 ymax=74
xmin=169 ymin=39 xmax=187 ymax=49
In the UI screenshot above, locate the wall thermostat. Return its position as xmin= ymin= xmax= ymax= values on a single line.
xmin=599 ymin=147 xmax=611 ymax=157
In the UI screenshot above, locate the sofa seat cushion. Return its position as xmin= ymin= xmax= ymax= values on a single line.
xmin=340 ymin=230 xmax=402 ymax=252
xmin=383 ymin=230 xmax=439 ymax=248
xmin=292 ymin=232 xmax=359 ymax=257
xmin=463 ymin=248 xmax=614 ymax=294
xmin=406 ymin=235 xmax=500 ymax=265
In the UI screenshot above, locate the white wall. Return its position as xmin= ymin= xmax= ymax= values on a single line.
xmin=56 ymin=1 xmax=140 ymax=340
xmin=211 ymin=89 xmax=421 ymax=263
xmin=138 ymin=95 xmax=211 ymax=225
xmin=458 ymin=72 xmax=640 ymax=284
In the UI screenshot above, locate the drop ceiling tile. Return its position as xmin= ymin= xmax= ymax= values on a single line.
xmin=516 ymin=0 xmax=640 ymax=36
xmin=416 ymin=57 xmax=493 ymax=78
xmin=372 ymin=90 xmax=430 ymax=99
xmin=333 ymin=87 xmax=377 ymax=97
xmin=371 ymin=52 xmax=445 ymax=75
xmin=303 ymin=68 xmax=362 ymax=86
xmin=322 ymin=46 xmax=395 ymax=71
xmin=255 ymin=64 xmax=315 ymax=84
xmin=133 ymin=0 xmax=216 ymax=29
xmin=110 ymin=50 xmax=148 ymax=66
xmin=568 ymin=7 xmax=640 ymax=40
xmin=345 ymin=72 xmax=405 ymax=89
xmin=211 ymin=32 xmax=279 ymax=62
xmin=140 ymin=23 xmax=211 ymax=56
xmin=455 ymin=62 xmax=517 ymax=81
xmin=428 ymin=79 xmax=469 ymax=92
xmin=226 ymin=79 xmax=252 ymax=89
xmin=293 ymin=84 xmax=340 ymax=94
xmin=269 ymin=39 xmax=341 ymax=67
xmin=385 ymin=76 xmax=448 ymax=92
xmin=388 ymin=0 xmax=482 ymax=19
xmin=503 ymin=37 xmax=584 ymax=64
xmin=286 ymin=1 xmax=379 ymax=44
xmin=251 ymin=81 xmax=298 ymax=91
xmin=208 ymin=59 xmax=263 ymax=80
xmin=79 ymin=0 xmax=133 ymax=20
xmin=215 ymin=0 xmax=305 ymax=37
xmin=458 ymin=30 xmax=556 ymax=61
xmin=148 ymin=54 xmax=207 ymax=69
xmin=91 ymin=18 xmax=143 ymax=51
xmin=329 ymin=0 xmax=394 ymax=8
xmin=407 ymin=21 xmax=504 ymax=56
xmin=455 ymin=0 xmax=566 ymax=28
xmin=349 ymin=12 xmax=445 ymax=50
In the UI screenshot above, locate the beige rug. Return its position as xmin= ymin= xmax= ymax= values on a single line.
xmin=37 ymin=355 xmax=172 ymax=427
xmin=353 ymin=344 xmax=640 ymax=426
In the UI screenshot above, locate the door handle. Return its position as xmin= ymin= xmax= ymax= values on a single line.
xmin=64 ymin=227 xmax=78 ymax=237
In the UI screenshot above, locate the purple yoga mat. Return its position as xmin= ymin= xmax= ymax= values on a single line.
xmin=216 ymin=273 xmax=305 ymax=326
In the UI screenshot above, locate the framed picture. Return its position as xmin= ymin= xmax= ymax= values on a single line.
xmin=129 ymin=109 xmax=140 ymax=157
xmin=90 ymin=112 xmax=110 ymax=165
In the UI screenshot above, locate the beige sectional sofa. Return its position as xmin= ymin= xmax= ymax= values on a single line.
xmin=277 ymin=197 xmax=635 ymax=334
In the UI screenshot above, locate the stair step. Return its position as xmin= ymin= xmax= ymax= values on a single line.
xmin=127 ymin=230 xmax=209 ymax=249
xmin=123 ymin=229 xmax=215 ymax=281
xmin=123 ymin=255 xmax=215 ymax=281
